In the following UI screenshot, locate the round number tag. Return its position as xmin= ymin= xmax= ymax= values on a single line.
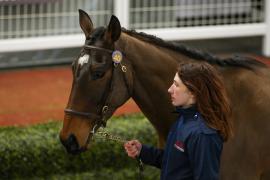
xmin=112 ymin=50 xmax=123 ymax=64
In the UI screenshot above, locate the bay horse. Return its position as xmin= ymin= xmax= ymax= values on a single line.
xmin=60 ymin=9 xmax=270 ymax=180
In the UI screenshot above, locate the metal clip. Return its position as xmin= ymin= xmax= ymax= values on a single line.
xmin=90 ymin=124 xmax=98 ymax=134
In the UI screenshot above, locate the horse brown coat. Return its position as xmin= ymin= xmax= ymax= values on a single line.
xmin=60 ymin=10 xmax=270 ymax=180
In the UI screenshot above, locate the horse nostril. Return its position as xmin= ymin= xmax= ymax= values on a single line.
xmin=65 ymin=134 xmax=80 ymax=154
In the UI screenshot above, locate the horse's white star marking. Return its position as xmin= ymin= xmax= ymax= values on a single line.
xmin=78 ymin=54 xmax=90 ymax=66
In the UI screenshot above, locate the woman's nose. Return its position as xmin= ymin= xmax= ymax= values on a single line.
xmin=168 ymin=85 xmax=173 ymax=93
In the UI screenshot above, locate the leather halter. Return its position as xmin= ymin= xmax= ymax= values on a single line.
xmin=64 ymin=44 xmax=130 ymax=134
xmin=83 ymin=45 xmax=113 ymax=54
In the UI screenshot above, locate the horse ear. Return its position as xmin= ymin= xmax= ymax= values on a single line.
xmin=106 ymin=15 xmax=121 ymax=42
xmin=79 ymin=9 xmax=93 ymax=39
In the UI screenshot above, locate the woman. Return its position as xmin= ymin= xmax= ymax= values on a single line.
xmin=124 ymin=62 xmax=233 ymax=180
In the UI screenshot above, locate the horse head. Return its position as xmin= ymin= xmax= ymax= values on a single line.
xmin=60 ymin=10 xmax=133 ymax=154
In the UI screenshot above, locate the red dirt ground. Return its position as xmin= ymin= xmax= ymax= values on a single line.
xmin=0 ymin=66 xmax=140 ymax=127
xmin=0 ymin=56 xmax=269 ymax=127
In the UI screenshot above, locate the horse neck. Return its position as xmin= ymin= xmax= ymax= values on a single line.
xmin=117 ymin=32 xmax=180 ymax=80
xmin=116 ymin=33 xmax=180 ymax=137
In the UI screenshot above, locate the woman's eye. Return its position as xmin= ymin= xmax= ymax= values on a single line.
xmin=92 ymin=71 xmax=104 ymax=80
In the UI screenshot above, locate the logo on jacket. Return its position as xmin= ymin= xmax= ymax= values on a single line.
xmin=174 ymin=140 xmax=185 ymax=152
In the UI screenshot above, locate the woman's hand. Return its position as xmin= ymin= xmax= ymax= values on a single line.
xmin=124 ymin=140 xmax=142 ymax=159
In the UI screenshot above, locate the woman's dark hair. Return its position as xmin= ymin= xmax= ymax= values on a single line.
xmin=177 ymin=62 xmax=233 ymax=141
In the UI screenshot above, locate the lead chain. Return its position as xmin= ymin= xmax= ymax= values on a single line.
xmin=93 ymin=128 xmax=127 ymax=144
xmin=93 ymin=128 xmax=144 ymax=180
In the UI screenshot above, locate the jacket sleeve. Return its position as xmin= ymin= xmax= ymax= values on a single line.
xmin=138 ymin=144 xmax=164 ymax=169
xmin=186 ymin=133 xmax=223 ymax=180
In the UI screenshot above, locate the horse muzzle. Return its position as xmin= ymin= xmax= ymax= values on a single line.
xmin=60 ymin=134 xmax=87 ymax=155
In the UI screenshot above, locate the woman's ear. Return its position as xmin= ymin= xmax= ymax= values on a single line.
xmin=190 ymin=94 xmax=196 ymax=105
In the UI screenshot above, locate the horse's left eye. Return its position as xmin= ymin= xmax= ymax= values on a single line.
xmin=92 ymin=71 xmax=104 ymax=80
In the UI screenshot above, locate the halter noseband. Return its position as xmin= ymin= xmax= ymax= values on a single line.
xmin=64 ymin=44 xmax=129 ymax=134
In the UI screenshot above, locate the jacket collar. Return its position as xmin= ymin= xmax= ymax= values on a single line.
xmin=175 ymin=105 xmax=198 ymax=120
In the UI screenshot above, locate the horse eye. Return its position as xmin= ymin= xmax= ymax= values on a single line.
xmin=92 ymin=71 xmax=104 ymax=80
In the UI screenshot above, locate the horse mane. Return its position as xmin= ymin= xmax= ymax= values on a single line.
xmin=122 ymin=28 xmax=266 ymax=70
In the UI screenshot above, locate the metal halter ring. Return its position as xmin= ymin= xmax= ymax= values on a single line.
xmin=121 ymin=65 xmax=127 ymax=72
xmin=102 ymin=106 xmax=109 ymax=114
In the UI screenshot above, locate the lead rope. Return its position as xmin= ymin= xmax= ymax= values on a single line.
xmin=93 ymin=128 xmax=144 ymax=180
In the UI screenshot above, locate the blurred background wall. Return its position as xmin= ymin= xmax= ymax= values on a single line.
xmin=0 ymin=0 xmax=268 ymax=69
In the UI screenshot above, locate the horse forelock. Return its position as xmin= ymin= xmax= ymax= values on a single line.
xmin=121 ymin=28 xmax=266 ymax=70
xmin=87 ymin=26 xmax=106 ymax=43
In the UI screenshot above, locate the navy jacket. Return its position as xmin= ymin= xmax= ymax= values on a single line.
xmin=139 ymin=106 xmax=223 ymax=180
